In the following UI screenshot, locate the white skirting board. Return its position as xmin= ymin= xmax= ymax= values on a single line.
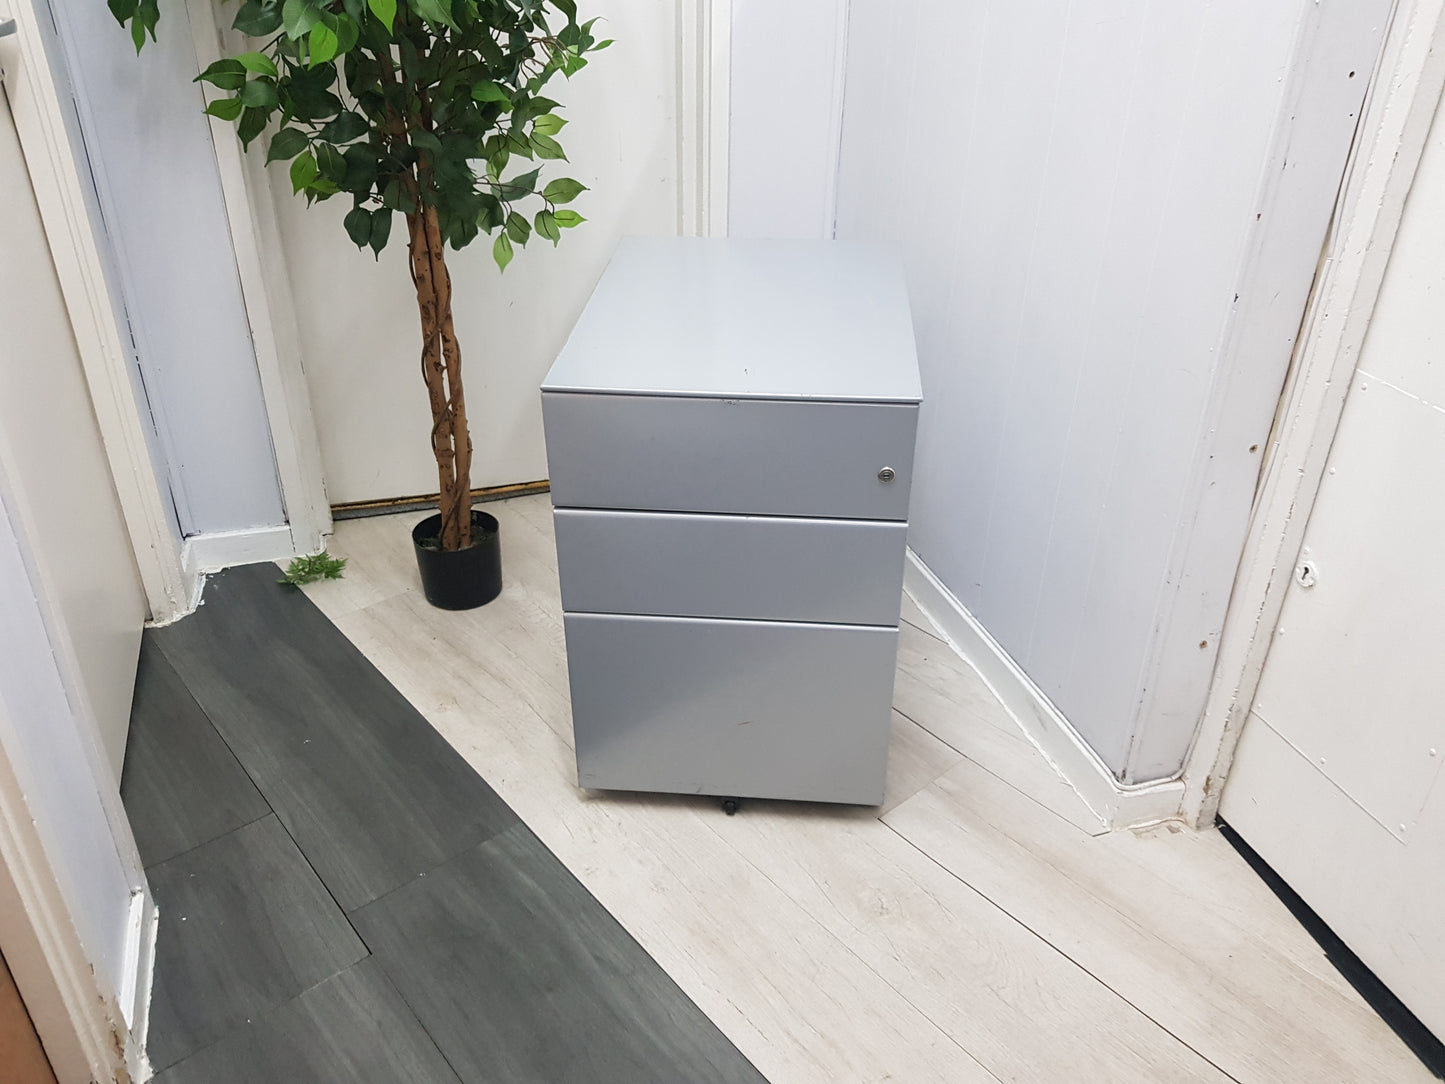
xmin=182 ymin=524 xmax=298 ymax=579
xmin=156 ymin=526 xmax=301 ymax=625
xmin=903 ymin=549 xmax=1186 ymax=830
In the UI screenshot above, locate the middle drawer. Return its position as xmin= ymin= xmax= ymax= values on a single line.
xmin=553 ymin=508 xmax=907 ymax=626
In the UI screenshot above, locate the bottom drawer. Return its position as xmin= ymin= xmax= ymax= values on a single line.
xmin=564 ymin=612 xmax=898 ymax=805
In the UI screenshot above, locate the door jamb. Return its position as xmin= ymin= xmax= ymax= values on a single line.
xmin=0 ymin=4 xmax=198 ymax=623
xmin=183 ymin=0 xmax=333 ymax=556
xmin=1180 ymin=0 xmax=1445 ymax=827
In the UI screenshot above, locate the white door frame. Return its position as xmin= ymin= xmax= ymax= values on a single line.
xmin=7 ymin=0 xmax=339 ymax=623
xmin=1 ymin=5 xmax=199 ymax=623
xmin=183 ymin=0 xmax=333 ymax=558
xmin=1181 ymin=0 xmax=1445 ymax=827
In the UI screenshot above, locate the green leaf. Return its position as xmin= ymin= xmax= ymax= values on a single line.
xmin=381 ymin=178 xmax=417 ymax=214
xmin=266 ymin=127 xmax=309 ymax=163
xmin=232 ymin=0 xmax=284 ymax=36
xmin=504 ymin=167 xmax=540 ymax=197
xmin=593 ymin=38 xmax=615 ymax=51
xmin=282 ymin=66 xmax=344 ymax=120
xmin=333 ymin=13 xmax=359 ymax=56
xmin=238 ymin=106 xmax=269 ymax=148
xmin=340 ymin=144 xmax=378 ymax=193
xmin=238 ymin=79 xmax=279 ymax=109
xmin=493 ymin=230 xmax=513 ymax=271
xmin=279 ymin=551 xmax=346 ymax=585
xmin=505 ymin=211 xmax=531 ymax=245
xmin=203 ymin=97 xmax=245 ymax=122
xmin=542 ymin=177 xmax=586 ymax=203
xmin=477 ymin=195 xmax=504 ymax=232
xmin=196 ymin=59 xmax=247 ymax=91
xmin=486 ymin=145 xmax=510 ymax=179
xmin=411 ymin=0 xmax=457 ymax=30
xmin=471 ymin=82 xmax=510 ymax=105
xmin=309 ymin=21 xmax=340 ymax=67
xmin=344 ymin=206 xmax=372 ymax=248
xmin=554 ymin=0 xmax=577 ymax=22
xmin=315 ymin=143 xmax=346 ymax=183
xmin=552 ymin=209 xmax=586 ymax=227
xmin=531 ymin=113 xmax=566 ymax=136
xmin=282 ymin=0 xmax=321 ymax=39
xmin=290 ymin=150 xmax=319 ymax=193
xmin=320 ymin=112 xmax=369 ymax=144
xmin=410 ymin=130 xmax=443 ymax=154
xmin=369 ymin=208 xmax=392 ymax=255
xmin=531 ymin=132 xmax=566 ymax=160
xmin=367 ymin=0 xmax=396 ymax=32
xmin=535 ymin=209 xmax=560 ymax=245
xmin=235 ymin=51 xmax=278 ymax=78
xmin=507 ymin=132 xmax=534 ymax=159
xmin=131 ymin=15 xmax=146 ymax=52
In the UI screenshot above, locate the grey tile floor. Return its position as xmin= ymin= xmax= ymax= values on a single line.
xmin=124 ymin=563 xmax=766 ymax=1084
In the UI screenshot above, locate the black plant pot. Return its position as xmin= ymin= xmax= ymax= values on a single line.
xmin=412 ymin=509 xmax=502 ymax=610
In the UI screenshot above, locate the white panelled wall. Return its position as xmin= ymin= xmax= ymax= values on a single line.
xmin=831 ymin=0 xmax=1387 ymax=786
xmin=727 ymin=0 xmax=847 ymax=239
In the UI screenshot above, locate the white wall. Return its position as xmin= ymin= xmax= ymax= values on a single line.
xmin=835 ymin=0 xmax=1384 ymax=781
xmin=45 ymin=0 xmax=285 ymax=535
xmin=0 ymin=485 xmax=144 ymax=1033
xmin=727 ymin=0 xmax=847 ymax=238
xmin=0 ymin=91 xmax=146 ymax=783
xmin=272 ymin=2 xmax=699 ymax=505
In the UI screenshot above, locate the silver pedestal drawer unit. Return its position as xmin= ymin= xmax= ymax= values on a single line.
xmin=541 ymin=238 xmax=921 ymax=806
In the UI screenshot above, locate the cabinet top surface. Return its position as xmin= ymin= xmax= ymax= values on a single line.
xmin=542 ymin=238 xmax=921 ymax=403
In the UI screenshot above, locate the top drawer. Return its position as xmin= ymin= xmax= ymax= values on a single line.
xmin=542 ymin=392 xmax=918 ymax=521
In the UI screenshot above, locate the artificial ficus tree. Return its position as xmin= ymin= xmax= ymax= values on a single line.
xmin=108 ymin=0 xmax=608 ymax=550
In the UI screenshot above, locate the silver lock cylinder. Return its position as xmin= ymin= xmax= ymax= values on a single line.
xmin=877 ymin=467 xmax=895 ymax=483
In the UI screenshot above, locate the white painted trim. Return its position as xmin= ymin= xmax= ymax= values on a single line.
xmin=0 ymin=3 xmax=198 ymax=625
xmin=183 ymin=524 xmax=297 ymax=577
xmin=677 ymin=0 xmax=729 ymax=238
xmin=125 ymin=890 xmax=159 ymax=1056
xmin=1181 ymin=0 xmax=1445 ymax=827
xmin=706 ymin=0 xmax=730 ymax=238
xmin=116 ymin=886 xmax=158 ymax=1049
xmin=904 ymin=549 xmax=1185 ymax=830
xmin=1123 ymin=0 xmax=1395 ymax=783
xmin=184 ymin=0 xmax=333 ymax=556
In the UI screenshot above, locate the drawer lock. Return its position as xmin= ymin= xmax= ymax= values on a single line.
xmin=877 ymin=466 xmax=896 ymax=483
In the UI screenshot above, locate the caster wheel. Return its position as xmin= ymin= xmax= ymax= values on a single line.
xmin=721 ymin=798 xmax=741 ymax=816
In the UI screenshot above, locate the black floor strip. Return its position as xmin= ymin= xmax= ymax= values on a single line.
xmin=127 ymin=563 xmax=766 ymax=1084
xmin=1216 ymin=819 xmax=1445 ymax=1079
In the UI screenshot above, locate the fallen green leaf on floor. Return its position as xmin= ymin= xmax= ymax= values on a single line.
xmin=279 ymin=551 xmax=347 ymax=586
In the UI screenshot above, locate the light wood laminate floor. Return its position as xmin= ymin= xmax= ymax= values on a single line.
xmin=299 ymin=495 xmax=1429 ymax=1083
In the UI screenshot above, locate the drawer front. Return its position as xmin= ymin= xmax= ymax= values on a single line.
xmin=554 ymin=509 xmax=907 ymax=626
xmin=542 ymin=392 xmax=917 ymax=521
xmin=564 ymin=613 xmax=897 ymax=805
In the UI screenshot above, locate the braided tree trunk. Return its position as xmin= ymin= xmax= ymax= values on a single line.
xmin=406 ymin=204 xmax=472 ymax=551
